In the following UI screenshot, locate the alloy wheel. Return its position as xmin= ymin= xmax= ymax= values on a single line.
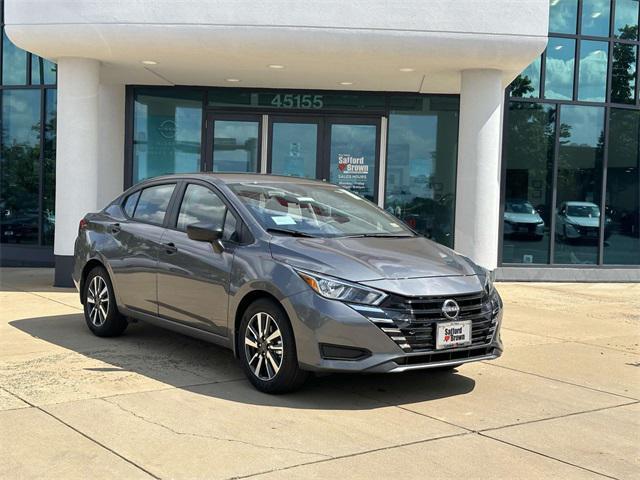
xmin=244 ymin=312 xmax=283 ymax=381
xmin=86 ymin=275 xmax=109 ymax=327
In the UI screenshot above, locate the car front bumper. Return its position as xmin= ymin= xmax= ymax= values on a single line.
xmin=281 ymin=289 xmax=503 ymax=374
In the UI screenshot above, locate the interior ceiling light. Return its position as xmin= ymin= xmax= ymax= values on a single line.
xmin=591 ymin=12 xmax=602 ymax=18
xmin=554 ymin=45 xmax=563 ymax=50
xmin=141 ymin=60 xmax=158 ymax=65
xmin=339 ymin=81 xmax=354 ymax=86
xmin=268 ymin=64 xmax=285 ymax=69
xmin=226 ymin=78 xmax=241 ymax=82
xmin=550 ymin=0 xmax=560 ymax=5
xmin=399 ymin=68 xmax=415 ymax=72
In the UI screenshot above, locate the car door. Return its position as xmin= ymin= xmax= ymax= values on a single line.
xmin=156 ymin=181 xmax=238 ymax=336
xmin=108 ymin=183 xmax=176 ymax=316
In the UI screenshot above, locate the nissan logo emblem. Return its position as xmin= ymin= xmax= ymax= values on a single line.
xmin=442 ymin=299 xmax=460 ymax=319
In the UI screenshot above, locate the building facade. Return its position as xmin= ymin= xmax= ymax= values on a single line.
xmin=0 ymin=0 xmax=638 ymax=285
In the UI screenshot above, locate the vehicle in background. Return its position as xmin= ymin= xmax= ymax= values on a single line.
xmin=503 ymin=199 xmax=545 ymax=240
xmin=556 ymin=201 xmax=611 ymax=242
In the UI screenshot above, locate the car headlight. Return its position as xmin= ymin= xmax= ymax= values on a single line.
xmin=295 ymin=269 xmax=387 ymax=306
xmin=483 ymin=271 xmax=502 ymax=315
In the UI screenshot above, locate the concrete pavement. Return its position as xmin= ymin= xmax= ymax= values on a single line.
xmin=0 ymin=267 xmax=638 ymax=479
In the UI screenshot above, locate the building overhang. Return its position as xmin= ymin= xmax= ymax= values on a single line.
xmin=5 ymin=0 xmax=549 ymax=92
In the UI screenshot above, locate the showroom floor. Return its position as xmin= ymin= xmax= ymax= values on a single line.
xmin=0 ymin=268 xmax=638 ymax=479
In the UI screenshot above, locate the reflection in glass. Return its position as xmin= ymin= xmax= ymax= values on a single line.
xmin=270 ymin=122 xmax=318 ymax=178
xmin=133 ymin=89 xmax=202 ymax=183
xmin=31 ymin=56 xmax=41 ymax=85
xmin=578 ymin=40 xmax=609 ymax=102
xmin=42 ymin=90 xmax=57 ymax=245
xmin=385 ymin=100 xmax=458 ymax=248
xmin=545 ymin=38 xmax=576 ymax=100
xmin=510 ymin=56 xmax=541 ymax=98
xmin=581 ymin=0 xmax=611 ymax=36
xmin=0 ymin=90 xmax=41 ymax=244
xmin=502 ymin=103 xmax=555 ymax=264
xmin=212 ymin=120 xmax=259 ymax=173
xmin=604 ymin=109 xmax=640 ymax=265
xmin=43 ymin=59 xmax=57 ymax=85
xmin=612 ymin=43 xmax=638 ymax=104
xmin=614 ymin=0 xmax=639 ymax=39
xmin=549 ymin=0 xmax=578 ymax=33
xmin=329 ymin=124 xmax=377 ymax=201
xmin=554 ymin=105 xmax=605 ymax=265
xmin=2 ymin=30 xmax=27 ymax=85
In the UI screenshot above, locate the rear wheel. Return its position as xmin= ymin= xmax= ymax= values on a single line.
xmin=239 ymin=299 xmax=308 ymax=393
xmin=83 ymin=266 xmax=128 ymax=337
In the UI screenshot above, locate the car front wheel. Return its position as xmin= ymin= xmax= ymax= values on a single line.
xmin=239 ymin=299 xmax=308 ymax=393
xmin=83 ymin=266 xmax=128 ymax=337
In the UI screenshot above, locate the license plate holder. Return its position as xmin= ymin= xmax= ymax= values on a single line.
xmin=436 ymin=320 xmax=472 ymax=350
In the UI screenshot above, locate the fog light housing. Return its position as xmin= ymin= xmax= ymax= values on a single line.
xmin=320 ymin=344 xmax=371 ymax=361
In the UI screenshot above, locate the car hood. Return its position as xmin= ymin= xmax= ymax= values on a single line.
xmin=567 ymin=216 xmax=600 ymax=227
xmin=505 ymin=212 xmax=542 ymax=224
xmin=269 ymin=235 xmax=482 ymax=283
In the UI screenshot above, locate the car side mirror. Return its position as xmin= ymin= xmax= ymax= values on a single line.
xmin=186 ymin=222 xmax=224 ymax=252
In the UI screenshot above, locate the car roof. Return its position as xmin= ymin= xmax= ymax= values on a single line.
xmin=138 ymin=172 xmax=328 ymax=186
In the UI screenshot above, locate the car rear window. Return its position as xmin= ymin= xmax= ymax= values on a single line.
xmin=133 ymin=184 xmax=175 ymax=225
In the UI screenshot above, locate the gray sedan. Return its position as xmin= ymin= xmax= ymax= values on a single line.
xmin=73 ymin=174 xmax=503 ymax=393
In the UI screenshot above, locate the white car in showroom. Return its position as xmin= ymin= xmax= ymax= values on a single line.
xmin=556 ymin=201 xmax=609 ymax=242
xmin=503 ymin=199 xmax=545 ymax=240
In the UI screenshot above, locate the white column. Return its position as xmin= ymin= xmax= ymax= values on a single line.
xmin=454 ymin=69 xmax=504 ymax=271
xmin=54 ymin=57 xmax=101 ymax=286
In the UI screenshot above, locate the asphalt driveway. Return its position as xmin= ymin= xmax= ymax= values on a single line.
xmin=0 ymin=268 xmax=638 ymax=479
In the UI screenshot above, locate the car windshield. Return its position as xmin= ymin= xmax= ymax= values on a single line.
xmin=567 ymin=205 xmax=600 ymax=218
xmin=506 ymin=201 xmax=536 ymax=214
xmin=228 ymin=182 xmax=415 ymax=238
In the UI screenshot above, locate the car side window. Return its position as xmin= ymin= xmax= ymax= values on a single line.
xmin=123 ymin=191 xmax=140 ymax=218
xmin=132 ymin=184 xmax=175 ymax=225
xmin=177 ymin=184 xmax=242 ymax=242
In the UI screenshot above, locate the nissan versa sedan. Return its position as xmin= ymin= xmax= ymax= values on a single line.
xmin=73 ymin=174 xmax=503 ymax=393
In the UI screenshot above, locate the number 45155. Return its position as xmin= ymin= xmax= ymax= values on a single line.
xmin=271 ymin=94 xmax=323 ymax=109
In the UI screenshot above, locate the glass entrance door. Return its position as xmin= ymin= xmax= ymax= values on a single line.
xmin=326 ymin=118 xmax=379 ymax=202
xmin=266 ymin=116 xmax=380 ymax=201
xmin=205 ymin=114 xmax=261 ymax=173
xmin=268 ymin=117 xmax=322 ymax=179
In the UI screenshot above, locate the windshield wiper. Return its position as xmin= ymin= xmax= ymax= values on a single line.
xmin=340 ymin=233 xmax=415 ymax=238
xmin=267 ymin=228 xmax=316 ymax=238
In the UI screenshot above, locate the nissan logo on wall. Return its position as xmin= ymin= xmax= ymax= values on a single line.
xmin=442 ymin=299 xmax=460 ymax=319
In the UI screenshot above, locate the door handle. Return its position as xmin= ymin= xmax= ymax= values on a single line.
xmin=111 ymin=223 xmax=121 ymax=234
xmin=163 ymin=242 xmax=178 ymax=254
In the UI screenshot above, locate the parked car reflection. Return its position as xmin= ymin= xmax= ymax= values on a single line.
xmin=556 ymin=201 xmax=611 ymax=242
xmin=503 ymin=199 xmax=545 ymax=240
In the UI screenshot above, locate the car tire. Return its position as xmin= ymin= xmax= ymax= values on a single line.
xmin=238 ymin=298 xmax=308 ymax=394
xmin=83 ymin=266 xmax=128 ymax=337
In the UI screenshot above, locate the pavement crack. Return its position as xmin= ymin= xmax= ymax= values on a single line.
xmin=100 ymin=397 xmax=332 ymax=459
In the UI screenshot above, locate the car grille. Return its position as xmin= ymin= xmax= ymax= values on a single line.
xmin=358 ymin=291 xmax=498 ymax=353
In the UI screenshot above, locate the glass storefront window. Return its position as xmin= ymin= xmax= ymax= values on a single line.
xmin=604 ymin=109 xmax=640 ymax=265
xmin=502 ymin=103 xmax=556 ymax=264
xmin=612 ymin=43 xmax=638 ymax=104
xmin=553 ymin=105 xmax=605 ymax=265
xmin=613 ymin=0 xmax=639 ymax=39
xmin=385 ymin=97 xmax=459 ymax=247
xmin=578 ymin=40 xmax=609 ymax=102
xmin=212 ymin=119 xmax=260 ymax=173
xmin=2 ymin=30 xmax=26 ymax=85
xmin=549 ymin=0 xmax=579 ymax=34
xmin=581 ymin=0 xmax=611 ymax=37
xmin=545 ymin=38 xmax=576 ymax=100
xmin=0 ymin=89 xmax=41 ymax=245
xmin=510 ymin=56 xmax=541 ymax=98
xmin=43 ymin=89 xmax=57 ymax=245
xmin=133 ymin=89 xmax=203 ymax=183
